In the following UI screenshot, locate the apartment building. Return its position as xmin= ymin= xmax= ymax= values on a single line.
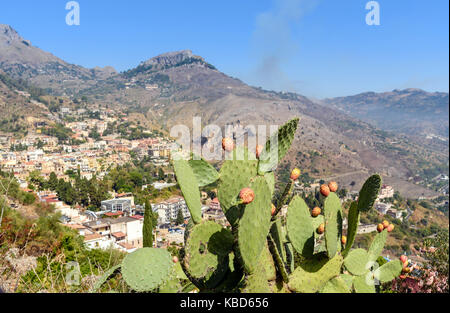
xmin=152 ymin=196 xmax=190 ymax=224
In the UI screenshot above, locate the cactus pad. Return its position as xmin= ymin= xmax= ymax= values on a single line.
xmin=270 ymin=219 xmax=287 ymax=263
xmin=368 ymin=229 xmax=387 ymax=263
xmin=264 ymin=171 xmax=275 ymax=195
xmin=320 ymin=276 xmax=351 ymax=293
xmin=189 ymin=156 xmax=219 ymax=187
xmin=260 ymin=243 xmax=277 ymax=281
xmin=357 ymin=174 xmax=382 ymax=212
xmin=344 ymin=248 xmax=370 ymax=276
xmin=92 ymin=264 xmax=121 ymax=292
xmin=286 ymin=196 xmax=315 ymax=257
xmin=218 ymin=148 xmax=258 ymax=226
xmin=340 ymin=273 xmax=354 ymax=290
xmin=288 ymin=254 xmax=343 ymax=293
xmin=258 ymin=118 xmax=299 ymax=173
xmin=172 ymin=158 xmax=202 ymax=224
xmin=352 ymin=274 xmax=375 ymax=293
xmin=121 ymin=248 xmax=173 ymax=292
xmin=183 ymin=221 xmax=234 ymax=288
xmin=323 ymin=192 xmax=343 ymax=258
xmin=268 ymin=233 xmax=289 ymax=282
xmin=285 ymin=242 xmax=295 ymax=274
xmin=374 ymin=260 xmax=403 ymax=283
xmin=241 ymin=269 xmax=271 ymax=293
xmin=342 ymin=201 xmax=359 ymax=257
xmin=236 ymin=176 xmax=272 ymax=273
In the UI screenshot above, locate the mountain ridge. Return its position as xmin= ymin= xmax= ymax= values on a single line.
xmin=0 ymin=24 xmax=447 ymax=198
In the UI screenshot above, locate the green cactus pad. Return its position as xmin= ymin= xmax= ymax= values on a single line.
xmin=320 ymin=276 xmax=351 ymax=293
xmin=311 ymin=214 xmax=325 ymax=229
xmin=357 ymin=174 xmax=382 ymax=212
xmin=352 ymin=274 xmax=376 ymax=293
xmin=264 ymin=171 xmax=275 ymax=195
xmin=270 ymin=219 xmax=287 ymax=263
xmin=218 ymin=148 xmax=258 ymax=226
xmin=172 ymin=158 xmax=202 ymax=224
xmin=374 ymin=260 xmax=403 ymax=283
xmin=174 ymin=262 xmax=188 ymax=280
xmin=288 ymin=254 xmax=343 ymax=293
xmin=241 ymin=269 xmax=271 ymax=293
xmin=121 ymin=248 xmax=173 ymax=292
xmin=189 ymin=156 xmax=219 ymax=187
xmin=368 ymin=229 xmax=387 ymax=263
xmin=236 ymin=176 xmax=272 ymax=273
xmin=285 ymin=243 xmax=295 ymax=274
xmin=286 ymin=196 xmax=315 ymax=257
xmin=159 ymin=278 xmax=182 ymax=293
xmin=340 ymin=273 xmax=354 ymax=290
xmin=183 ymin=221 xmax=234 ymax=288
xmin=212 ymin=252 xmax=244 ymax=293
xmin=258 ymin=118 xmax=299 ymax=173
xmin=344 ymin=248 xmax=370 ymax=276
xmin=92 ymin=264 xmax=121 ymax=292
xmin=260 ymin=243 xmax=277 ymax=281
xmin=342 ymin=201 xmax=360 ymax=257
xmin=268 ymin=233 xmax=289 ymax=282
xmin=323 ymin=192 xmax=343 ymax=258
xmin=159 ymin=262 xmax=189 ymax=293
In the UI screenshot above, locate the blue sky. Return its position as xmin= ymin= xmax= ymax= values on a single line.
xmin=0 ymin=0 xmax=448 ymax=98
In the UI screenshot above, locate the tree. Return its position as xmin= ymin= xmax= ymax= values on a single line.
xmin=175 ymin=209 xmax=184 ymax=225
xmin=143 ymin=198 xmax=153 ymax=247
xmin=158 ymin=168 xmax=165 ymax=180
xmin=48 ymin=172 xmax=58 ymax=191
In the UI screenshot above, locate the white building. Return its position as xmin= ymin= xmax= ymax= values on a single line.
xmin=378 ymin=185 xmax=394 ymax=200
xmin=152 ymin=196 xmax=190 ymax=224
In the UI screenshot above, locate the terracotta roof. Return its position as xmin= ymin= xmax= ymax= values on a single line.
xmin=104 ymin=211 xmax=123 ymax=217
xmin=111 ymin=232 xmax=126 ymax=238
xmin=130 ymin=215 xmax=144 ymax=220
xmin=83 ymin=233 xmax=103 ymax=242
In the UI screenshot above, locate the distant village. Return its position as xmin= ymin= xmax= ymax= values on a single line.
xmin=0 ymin=104 xmax=445 ymax=282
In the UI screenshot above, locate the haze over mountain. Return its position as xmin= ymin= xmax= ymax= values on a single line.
xmin=0 ymin=24 xmax=447 ymax=198
xmin=321 ymin=89 xmax=449 ymax=139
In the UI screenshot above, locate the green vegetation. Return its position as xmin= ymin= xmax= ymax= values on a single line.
xmin=143 ymin=198 xmax=153 ymax=248
xmin=94 ymin=118 xmax=402 ymax=293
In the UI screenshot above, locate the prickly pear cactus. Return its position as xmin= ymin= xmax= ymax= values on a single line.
xmin=258 ymin=118 xmax=299 ymax=173
xmin=189 ymin=155 xmax=219 ymax=187
xmin=172 ymin=156 xmax=202 ymax=224
xmin=236 ymin=176 xmax=272 ymax=274
xmin=121 ymin=248 xmax=173 ymax=292
xmin=182 ymin=220 xmax=234 ymax=288
xmin=94 ymin=118 xmax=403 ymax=294
xmin=357 ymin=174 xmax=382 ymax=212
xmin=217 ymin=148 xmax=258 ymax=226
xmin=342 ymin=201 xmax=359 ymax=257
xmin=323 ymin=192 xmax=343 ymax=258
xmin=286 ymin=196 xmax=315 ymax=257
xmin=288 ymin=254 xmax=344 ymax=293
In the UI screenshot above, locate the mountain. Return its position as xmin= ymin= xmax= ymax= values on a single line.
xmin=0 ymin=24 xmax=116 ymax=96
xmin=0 ymin=70 xmax=50 ymax=135
xmin=0 ymin=25 xmax=446 ymax=198
xmin=321 ymin=89 xmax=449 ymax=139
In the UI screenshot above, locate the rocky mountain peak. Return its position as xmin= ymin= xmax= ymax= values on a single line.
xmin=140 ymin=49 xmax=204 ymax=67
xmin=0 ymin=24 xmax=28 ymax=47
